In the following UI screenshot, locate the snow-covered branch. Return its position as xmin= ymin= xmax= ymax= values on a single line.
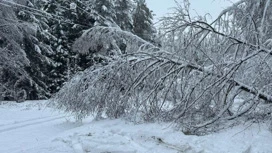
xmin=53 ymin=0 xmax=272 ymax=134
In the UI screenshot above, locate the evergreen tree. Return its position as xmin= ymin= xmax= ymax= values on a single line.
xmin=41 ymin=0 xmax=96 ymax=92
xmin=91 ymin=0 xmax=117 ymax=26
xmin=14 ymin=0 xmax=57 ymax=99
xmin=0 ymin=4 xmax=27 ymax=100
xmin=132 ymin=0 xmax=155 ymax=42
xmin=0 ymin=0 xmax=53 ymax=101
xmin=0 ymin=0 xmax=157 ymax=100
xmin=115 ymin=0 xmax=133 ymax=31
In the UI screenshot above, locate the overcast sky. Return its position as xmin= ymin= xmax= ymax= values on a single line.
xmin=146 ymin=0 xmax=238 ymax=22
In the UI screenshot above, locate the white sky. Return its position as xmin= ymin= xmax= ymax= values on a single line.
xmin=146 ymin=0 xmax=238 ymax=22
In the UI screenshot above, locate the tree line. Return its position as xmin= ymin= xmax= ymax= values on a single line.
xmin=0 ymin=0 xmax=155 ymax=101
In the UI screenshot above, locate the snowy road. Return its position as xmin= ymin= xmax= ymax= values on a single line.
xmin=0 ymin=115 xmax=65 ymax=133
xmin=0 ymin=101 xmax=77 ymax=153
xmin=0 ymin=117 xmax=67 ymax=152
xmin=0 ymin=101 xmax=272 ymax=153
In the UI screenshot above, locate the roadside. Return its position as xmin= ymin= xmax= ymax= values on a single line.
xmin=0 ymin=101 xmax=271 ymax=153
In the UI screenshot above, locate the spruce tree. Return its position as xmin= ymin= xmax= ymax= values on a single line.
xmin=132 ymin=0 xmax=155 ymax=42
xmin=0 ymin=0 xmax=157 ymax=100
xmin=115 ymin=0 xmax=133 ymax=31
xmin=41 ymin=0 xmax=96 ymax=92
xmin=14 ymin=0 xmax=57 ymax=99
xmin=0 ymin=5 xmax=27 ymax=100
xmin=0 ymin=0 xmax=54 ymax=101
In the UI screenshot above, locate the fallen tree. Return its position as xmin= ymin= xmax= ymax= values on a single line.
xmin=53 ymin=0 xmax=272 ymax=134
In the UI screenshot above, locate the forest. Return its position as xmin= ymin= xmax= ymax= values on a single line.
xmin=1 ymin=0 xmax=272 ymax=135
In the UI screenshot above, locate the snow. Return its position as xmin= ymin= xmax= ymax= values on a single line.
xmin=102 ymin=5 xmax=108 ymax=11
xmin=70 ymin=2 xmax=77 ymax=10
xmin=34 ymin=44 xmax=41 ymax=54
xmin=0 ymin=100 xmax=271 ymax=153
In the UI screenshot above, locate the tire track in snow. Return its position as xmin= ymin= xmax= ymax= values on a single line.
xmin=0 ymin=116 xmax=66 ymax=133
xmin=0 ymin=115 xmax=54 ymax=127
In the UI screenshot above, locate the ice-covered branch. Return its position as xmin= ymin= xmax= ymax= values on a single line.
xmin=73 ymin=26 xmax=156 ymax=55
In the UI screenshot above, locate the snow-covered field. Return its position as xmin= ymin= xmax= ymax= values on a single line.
xmin=0 ymin=100 xmax=272 ymax=153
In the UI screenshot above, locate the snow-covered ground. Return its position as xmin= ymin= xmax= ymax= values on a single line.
xmin=0 ymin=100 xmax=272 ymax=153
